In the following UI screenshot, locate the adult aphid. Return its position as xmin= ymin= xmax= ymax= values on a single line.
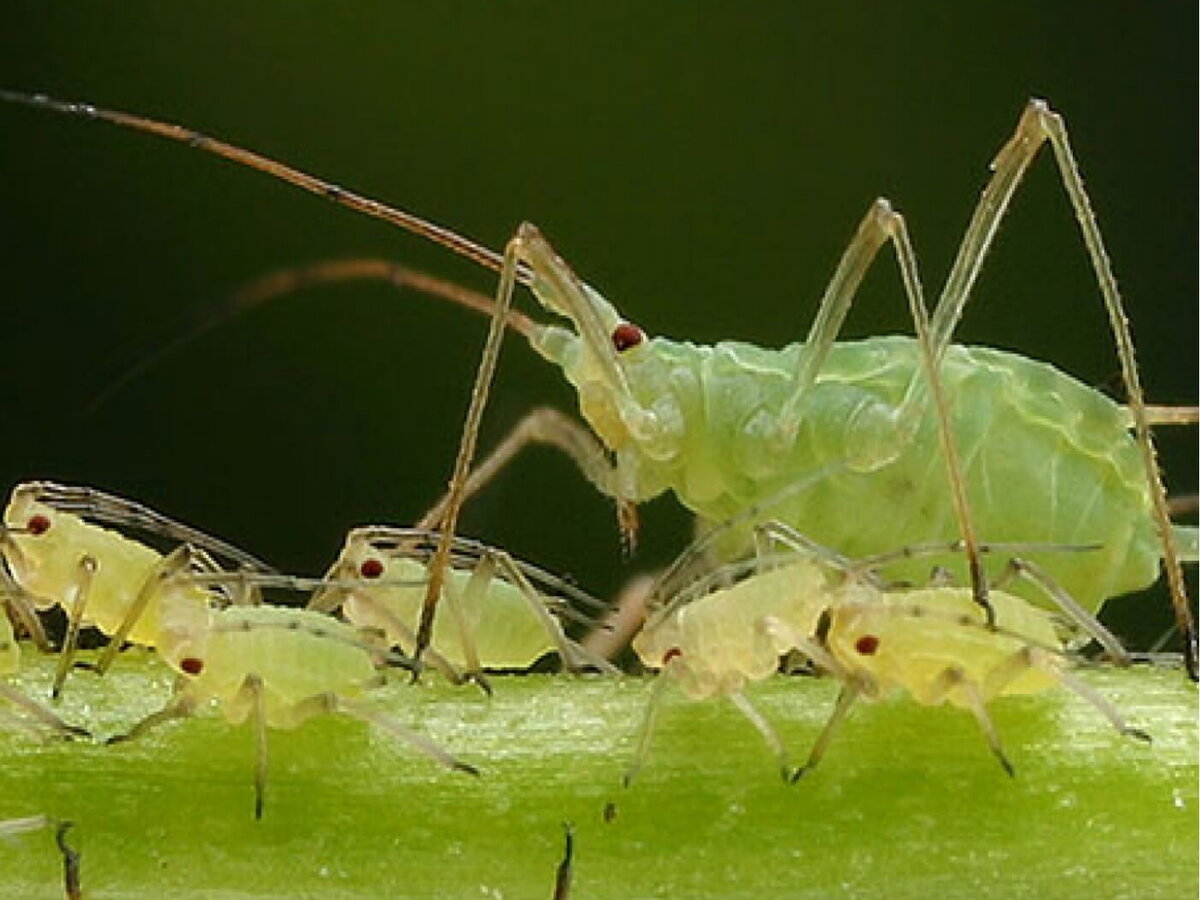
xmin=2 ymin=92 xmax=1193 ymax=673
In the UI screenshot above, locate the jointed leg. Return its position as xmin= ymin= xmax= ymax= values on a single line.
xmin=915 ymin=100 xmax=1193 ymax=677
xmin=416 ymin=407 xmax=627 ymax=537
xmin=240 ymin=674 xmax=269 ymax=820
xmin=793 ymin=679 xmax=863 ymax=781
xmin=94 ymin=544 xmax=195 ymax=677
xmin=983 ymin=645 xmax=1150 ymax=743
xmin=993 ymin=557 xmax=1130 ymax=664
xmin=779 ymin=199 xmax=992 ymax=621
xmin=441 ymin=559 xmax=489 ymax=693
xmin=330 ymin=694 xmax=479 ymax=776
xmin=727 ymin=689 xmax=792 ymax=782
xmin=623 ymin=669 xmax=673 ymax=787
xmin=491 ymin=550 xmax=620 ymax=674
xmin=52 ymin=555 xmax=97 ymax=699
xmin=106 ymin=693 xmax=198 ymax=744
xmin=414 ymin=220 xmax=519 ymax=665
xmin=925 ymin=666 xmax=1013 ymax=776
xmin=0 ymin=683 xmax=89 ymax=739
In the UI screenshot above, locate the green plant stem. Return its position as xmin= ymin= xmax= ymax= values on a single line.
xmin=1 ymin=652 xmax=1195 ymax=899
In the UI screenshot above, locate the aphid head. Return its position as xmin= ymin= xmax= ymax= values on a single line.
xmin=155 ymin=583 xmax=213 ymax=673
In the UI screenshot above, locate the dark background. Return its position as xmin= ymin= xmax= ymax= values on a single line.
xmin=0 ymin=4 xmax=1194 ymax=647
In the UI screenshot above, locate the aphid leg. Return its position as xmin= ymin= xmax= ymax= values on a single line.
xmin=0 ymin=683 xmax=88 ymax=740
xmin=327 ymin=694 xmax=479 ymax=776
xmin=726 ymin=690 xmax=792 ymax=782
xmin=983 ymin=645 xmax=1151 ymax=744
xmin=754 ymin=521 xmax=860 ymax=577
xmin=623 ymin=669 xmax=672 ymax=787
xmin=993 ymin=557 xmax=1131 ymax=664
xmin=0 ymin=550 xmax=49 ymax=651
xmin=239 ymin=673 xmax=269 ymax=819
xmin=321 ymin=580 xmax=464 ymax=684
xmin=778 ymin=199 xmax=991 ymax=622
xmin=919 ymin=99 xmax=1193 ymax=678
xmin=927 ymin=666 xmax=1014 ymax=776
xmin=93 ymin=544 xmax=196 ymax=678
xmin=441 ymin=563 xmax=489 ymax=694
xmin=106 ymin=694 xmax=198 ymax=745
xmin=490 ymin=550 xmax=621 ymax=674
xmin=416 ymin=406 xmax=633 ymax=550
xmin=580 ymin=572 xmax=655 ymax=662
xmin=413 ymin=218 xmax=518 ymax=670
xmin=1140 ymin=405 xmax=1199 ymax=427
xmin=51 ymin=555 xmax=97 ymax=699
xmin=792 ymin=679 xmax=864 ymax=782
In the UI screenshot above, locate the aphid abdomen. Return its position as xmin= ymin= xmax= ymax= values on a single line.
xmin=200 ymin=607 xmax=378 ymax=728
xmin=675 ymin=337 xmax=1157 ymax=614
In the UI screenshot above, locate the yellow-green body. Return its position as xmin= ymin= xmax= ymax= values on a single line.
xmin=537 ymin=316 xmax=1170 ymax=612
xmin=827 ymin=587 xmax=1061 ymax=707
xmin=165 ymin=605 xmax=380 ymax=729
xmin=331 ymin=533 xmax=570 ymax=670
xmin=2 ymin=493 xmax=210 ymax=647
xmin=633 ymin=561 xmax=831 ymax=698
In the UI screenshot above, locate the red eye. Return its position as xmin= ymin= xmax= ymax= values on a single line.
xmin=611 ymin=322 xmax=644 ymax=352
xmin=663 ymin=647 xmax=683 ymax=664
xmin=26 ymin=515 xmax=51 ymax=536
xmin=360 ymin=558 xmax=385 ymax=579
xmin=180 ymin=657 xmax=205 ymax=675
xmin=855 ymin=635 xmax=880 ymax=656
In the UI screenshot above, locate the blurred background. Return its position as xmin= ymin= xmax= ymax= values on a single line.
xmin=0 ymin=3 xmax=1194 ymax=648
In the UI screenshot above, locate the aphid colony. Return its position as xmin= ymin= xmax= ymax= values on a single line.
xmin=0 ymin=91 xmax=1189 ymax=821
xmin=0 ymin=477 xmax=1152 ymax=817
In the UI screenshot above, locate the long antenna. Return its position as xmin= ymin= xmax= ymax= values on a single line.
xmin=0 ymin=90 xmax=531 ymax=284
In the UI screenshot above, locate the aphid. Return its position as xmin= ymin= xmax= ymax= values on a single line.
xmin=793 ymin=579 xmax=1150 ymax=779
xmin=628 ymin=513 xmax=1146 ymax=782
xmin=109 ymin=561 xmax=479 ymax=819
xmin=311 ymin=526 xmax=615 ymax=677
xmin=1 ymin=92 xmax=1193 ymax=673
xmin=0 ymin=481 xmax=275 ymax=697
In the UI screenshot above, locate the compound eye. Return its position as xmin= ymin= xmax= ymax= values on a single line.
xmin=180 ymin=657 xmax=205 ymax=675
xmin=611 ymin=322 xmax=645 ymax=352
xmin=854 ymin=635 xmax=880 ymax=656
xmin=662 ymin=647 xmax=683 ymax=664
xmin=26 ymin=514 xmax=52 ymax=536
xmin=359 ymin=558 xmax=385 ymax=579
